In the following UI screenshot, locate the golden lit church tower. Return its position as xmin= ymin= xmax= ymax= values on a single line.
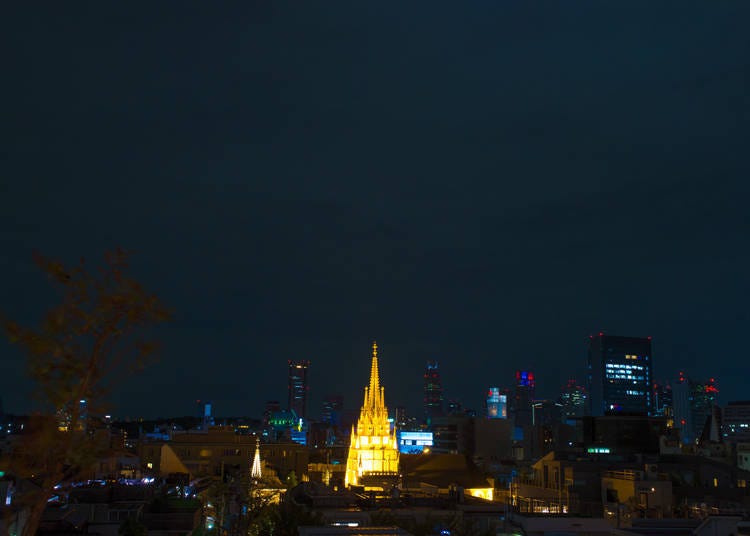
xmin=345 ymin=342 xmax=400 ymax=487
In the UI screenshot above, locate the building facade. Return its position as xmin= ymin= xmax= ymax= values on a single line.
xmin=587 ymin=334 xmax=653 ymax=416
xmin=723 ymin=401 xmax=750 ymax=444
xmin=345 ymin=342 xmax=399 ymax=487
xmin=138 ymin=429 xmax=309 ymax=482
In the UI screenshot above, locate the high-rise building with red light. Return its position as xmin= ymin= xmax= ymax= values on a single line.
xmin=512 ymin=370 xmax=536 ymax=427
xmin=423 ymin=360 xmax=444 ymax=422
xmin=673 ymin=372 xmax=719 ymax=445
xmin=587 ymin=333 xmax=653 ymax=416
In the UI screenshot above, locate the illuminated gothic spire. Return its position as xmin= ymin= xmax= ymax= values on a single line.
xmin=345 ymin=341 xmax=399 ymax=487
xmin=251 ymin=437 xmax=262 ymax=479
xmin=369 ymin=341 xmax=380 ymax=406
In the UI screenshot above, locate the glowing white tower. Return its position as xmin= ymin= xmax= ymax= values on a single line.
xmin=251 ymin=437 xmax=262 ymax=479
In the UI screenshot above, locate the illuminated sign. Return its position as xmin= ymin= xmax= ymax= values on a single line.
xmin=587 ymin=447 xmax=610 ymax=454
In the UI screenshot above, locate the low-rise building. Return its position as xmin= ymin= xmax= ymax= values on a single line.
xmin=601 ymin=468 xmax=672 ymax=518
xmin=139 ymin=427 xmax=308 ymax=481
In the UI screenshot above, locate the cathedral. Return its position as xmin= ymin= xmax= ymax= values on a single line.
xmin=345 ymin=342 xmax=400 ymax=487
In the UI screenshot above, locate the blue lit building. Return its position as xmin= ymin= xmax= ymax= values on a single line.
xmin=486 ymin=387 xmax=507 ymax=419
xmin=397 ymin=431 xmax=433 ymax=454
xmin=199 ymin=400 xmax=214 ymax=430
xmin=587 ymin=334 xmax=653 ymax=416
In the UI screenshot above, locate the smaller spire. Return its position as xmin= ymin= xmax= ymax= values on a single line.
xmin=251 ymin=436 xmax=262 ymax=479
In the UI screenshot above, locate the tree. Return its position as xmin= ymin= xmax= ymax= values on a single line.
xmin=118 ymin=517 xmax=147 ymax=536
xmin=1 ymin=249 xmax=170 ymax=536
xmin=285 ymin=470 xmax=298 ymax=488
xmin=262 ymin=500 xmax=323 ymax=536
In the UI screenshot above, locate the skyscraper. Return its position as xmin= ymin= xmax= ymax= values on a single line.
xmin=559 ymin=379 xmax=587 ymax=419
xmin=321 ymin=394 xmax=344 ymax=425
xmin=345 ymin=342 xmax=399 ymax=487
xmin=288 ymin=360 xmax=310 ymax=420
xmin=673 ymin=372 xmax=719 ymax=445
xmin=512 ymin=370 xmax=535 ymax=427
xmin=587 ymin=333 xmax=653 ymax=416
xmin=423 ymin=360 xmax=444 ymax=422
xmin=653 ymin=381 xmax=674 ymax=427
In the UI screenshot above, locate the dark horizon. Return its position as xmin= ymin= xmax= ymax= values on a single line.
xmin=3 ymin=2 xmax=749 ymax=419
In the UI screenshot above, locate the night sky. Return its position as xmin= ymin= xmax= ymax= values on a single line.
xmin=3 ymin=2 xmax=749 ymax=419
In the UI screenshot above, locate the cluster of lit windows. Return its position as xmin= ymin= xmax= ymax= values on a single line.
xmin=605 ymin=362 xmax=646 ymax=382
xmin=608 ymin=375 xmax=645 ymax=382
xmin=607 ymin=374 xmax=645 ymax=381
xmin=606 ymin=363 xmax=645 ymax=371
xmin=398 ymin=431 xmax=433 ymax=443
xmin=625 ymin=390 xmax=644 ymax=396
xmin=625 ymin=354 xmax=639 ymax=360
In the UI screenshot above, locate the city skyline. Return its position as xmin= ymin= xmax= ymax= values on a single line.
xmin=0 ymin=335 xmax=729 ymax=423
xmin=3 ymin=2 xmax=749 ymax=417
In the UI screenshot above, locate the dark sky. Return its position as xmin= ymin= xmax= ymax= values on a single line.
xmin=3 ymin=2 xmax=749 ymax=419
